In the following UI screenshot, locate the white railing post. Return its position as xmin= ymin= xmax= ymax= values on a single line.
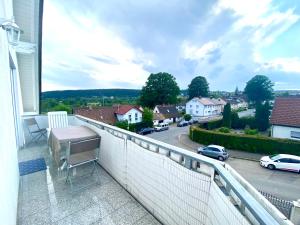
xmin=290 ymin=199 xmax=300 ymax=224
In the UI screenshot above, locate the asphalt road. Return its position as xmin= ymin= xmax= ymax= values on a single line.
xmin=148 ymin=124 xmax=300 ymax=201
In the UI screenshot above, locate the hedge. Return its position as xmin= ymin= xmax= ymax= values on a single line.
xmin=190 ymin=126 xmax=300 ymax=156
xmin=199 ymin=119 xmax=223 ymax=130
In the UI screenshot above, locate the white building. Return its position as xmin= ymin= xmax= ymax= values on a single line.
xmin=115 ymin=105 xmax=143 ymax=124
xmin=186 ymin=97 xmax=225 ymax=118
xmin=224 ymin=97 xmax=248 ymax=110
xmin=0 ymin=0 xmax=294 ymax=224
xmin=270 ymin=97 xmax=300 ymax=140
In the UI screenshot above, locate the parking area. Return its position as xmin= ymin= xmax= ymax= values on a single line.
xmin=147 ymin=124 xmax=300 ymax=201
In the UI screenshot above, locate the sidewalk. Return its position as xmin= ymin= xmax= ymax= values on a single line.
xmin=178 ymin=134 xmax=263 ymax=162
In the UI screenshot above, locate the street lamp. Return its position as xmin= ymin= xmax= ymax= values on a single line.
xmin=1 ymin=18 xmax=21 ymax=46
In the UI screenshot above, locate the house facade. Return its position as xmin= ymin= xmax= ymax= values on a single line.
xmin=224 ymin=97 xmax=248 ymax=110
xmin=153 ymin=105 xmax=181 ymax=124
xmin=270 ymin=97 xmax=300 ymax=140
xmin=115 ymin=106 xmax=143 ymax=124
xmin=186 ymin=97 xmax=224 ymax=118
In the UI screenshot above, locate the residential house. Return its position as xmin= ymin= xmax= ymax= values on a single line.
xmin=175 ymin=103 xmax=186 ymax=113
xmin=186 ymin=97 xmax=224 ymax=118
xmin=75 ymin=105 xmax=143 ymax=125
xmin=115 ymin=105 xmax=143 ymax=124
xmin=224 ymin=97 xmax=248 ymax=110
xmin=153 ymin=105 xmax=181 ymax=124
xmin=270 ymin=97 xmax=300 ymax=140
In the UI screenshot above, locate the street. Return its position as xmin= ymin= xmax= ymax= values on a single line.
xmin=148 ymin=124 xmax=300 ymax=201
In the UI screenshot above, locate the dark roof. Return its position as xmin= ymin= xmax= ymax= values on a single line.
xmin=270 ymin=97 xmax=300 ymax=127
xmin=74 ymin=107 xmax=117 ymax=125
xmin=114 ymin=105 xmax=142 ymax=115
xmin=156 ymin=105 xmax=180 ymax=119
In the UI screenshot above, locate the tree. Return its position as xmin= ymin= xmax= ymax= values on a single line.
xmin=188 ymin=76 xmax=209 ymax=99
xmin=255 ymin=102 xmax=271 ymax=131
xmin=222 ymin=103 xmax=231 ymax=128
xmin=142 ymin=108 xmax=154 ymax=127
xmin=244 ymin=75 xmax=274 ymax=104
xmin=52 ymin=103 xmax=72 ymax=114
xmin=231 ymin=111 xmax=239 ymax=129
xmin=140 ymin=72 xmax=180 ymax=108
xmin=184 ymin=114 xmax=192 ymax=121
xmin=234 ymin=86 xmax=239 ymax=96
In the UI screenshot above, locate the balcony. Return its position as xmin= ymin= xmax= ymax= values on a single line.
xmin=17 ymin=115 xmax=292 ymax=225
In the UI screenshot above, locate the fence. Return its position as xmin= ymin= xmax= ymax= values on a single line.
xmin=259 ymin=191 xmax=293 ymax=218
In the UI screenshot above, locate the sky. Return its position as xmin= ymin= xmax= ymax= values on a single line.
xmin=42 ymin=0 xmax=300 ymax=92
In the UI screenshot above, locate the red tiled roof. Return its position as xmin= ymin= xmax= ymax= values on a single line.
xmin=114 ymin=105 xmax=142 ymax=115
xmin=270 ymin=97 xmax=300 ymax=127
xmin=74 ymin=107 xmax=117 ymax=125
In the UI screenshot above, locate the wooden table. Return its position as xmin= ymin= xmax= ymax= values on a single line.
xmin=48 ymin=125 xmax=99 ymax=165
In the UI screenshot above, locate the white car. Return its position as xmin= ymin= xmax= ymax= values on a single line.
xmin=260 ymin=154 xmax=300 ymax=173
xmin=154 ymin=123 xmax=169 ymax=132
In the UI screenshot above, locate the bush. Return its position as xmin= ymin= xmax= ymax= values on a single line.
xmin=218 ymin=127 xmax=230 ymax=133
xmin=184 ymin=114 xmax=192 ymax=121
xmin=115 ymin=120 xmax=128 ymax=130
xmin=200 ymin=119 xmax=223 ymax=130
xmin=233 ymin=116 xmax=256 ymax=129
xmin=189 ymin=127 xmax=300 ymax=156
xmin=244 ymin=128 xmax=258 ymax=135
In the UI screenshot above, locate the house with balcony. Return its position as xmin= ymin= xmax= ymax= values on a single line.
xmin=186 ymin=97 xmax=225 ymax=118
xmin=75 ymin=105 xmax=143 ymax=125
xmin=270 ymin=97 xmax=300 ymax=140
xmin=0 ymin=0 xmax=297 ymax=225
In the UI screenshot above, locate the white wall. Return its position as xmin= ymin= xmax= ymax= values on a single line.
xmin=0 ymin=1 xmax=20 ymax=224
xmin=272 ymin=125 xmax=300 ymax=140
xmin=116 ymin=108 xmax=142 ymax=124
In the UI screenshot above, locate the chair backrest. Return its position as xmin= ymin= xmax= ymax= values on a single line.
xmin=24 ymin=117 xmax=39 ymax=132
xmin=48 ymin=111 xmax=68 ymax=129
xmin=67 ymin=137 xmax=101 ymax=165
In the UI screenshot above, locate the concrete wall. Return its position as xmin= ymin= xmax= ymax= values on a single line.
xmin=0 ymin=1 xmax=20 ymax=224
xmin=272 ymin=125 xmax=300 ymax=140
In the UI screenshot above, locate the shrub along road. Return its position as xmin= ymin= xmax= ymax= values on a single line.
xmin=148 ymin=124 xmax=300 ymax=201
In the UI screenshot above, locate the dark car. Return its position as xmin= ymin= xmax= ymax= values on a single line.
xmin=198 ymin=145 xmax=229 ymax=161
xmin=177 ymin=120 xmax=189 ymax=127
xmin=138 ymin=128 xmax=154 ymax=135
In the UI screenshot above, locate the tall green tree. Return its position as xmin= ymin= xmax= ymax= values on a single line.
xmin=188 ymin=76 xmax=209 ymax=99
xmin=140 ymin=72 xmax=180 ymax=108
xmin=142 ymin=108 xmax=154 ymax=127
xmin=222 ymin=103 xmax=231 ymax=128
xmin=255 ymin=102 xmax=271 ymax=131
xmin=244 ymin=75 xmax=274 ymax=104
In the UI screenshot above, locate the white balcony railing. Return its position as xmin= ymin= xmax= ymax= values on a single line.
xmin=68 ymin=115 xmax=292 ymax=225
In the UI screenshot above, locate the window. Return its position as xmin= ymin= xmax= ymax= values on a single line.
xmin=135 ymin=113 xmax=138 ymax=121
xmin=196 ymin=111 xmax=198 ymax=114
xmin=128 ymin=114 xmax=132 ymax=122
xmin=291 ymin=131 xmax=300 ymax=139
xmin=279 ymin=158 xmax=290 ymax=163
xmin=290 ymin=159 xmax=300 ymax=164
xmin=196 ymin=105 xmax=199 ymax=108
xmin=190 ymin=105 xmax=192 ymax=108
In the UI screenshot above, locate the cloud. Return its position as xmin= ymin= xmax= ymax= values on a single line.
xmin=43 ymin=0 xmax=300 ymax=91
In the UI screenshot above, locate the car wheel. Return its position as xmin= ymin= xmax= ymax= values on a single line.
xmin=267 ymin=164 xmax=275 ymax=170
xmin=218 ymin=156 xmax=224 ymax=161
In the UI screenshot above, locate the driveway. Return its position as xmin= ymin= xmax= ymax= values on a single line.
xmin=147 ymin=124 xmax=300 ymax=201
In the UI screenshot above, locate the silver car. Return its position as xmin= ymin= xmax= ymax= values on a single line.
xmin=198 ymin=145 xmax=229 ymax=161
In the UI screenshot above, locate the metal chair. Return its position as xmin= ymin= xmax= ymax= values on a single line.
xmin=47 ymin=111 xmax=68 ymax=138
xmin=66 ymin=137 xmax=101 ymax=189
xmin=24 ymin=117 xmax=47 ymax=145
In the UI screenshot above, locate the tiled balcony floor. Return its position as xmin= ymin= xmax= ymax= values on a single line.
xmin=17 ymin=142 xmax=161 ymax=225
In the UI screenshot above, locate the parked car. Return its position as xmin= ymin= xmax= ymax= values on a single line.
xmin=177 ymin=120 xmax=189 ymax=127
xmin=260 ymin=154 xmax=300 ymax=173
xmin=154 ymin=123 xmax=169 ymax=131
xmin=197 ymin=145 xmax=229 ymax=161
xmin=188 ymin=119 xmax=198 ymax=125
xmin=138 ymin=127 xmax=154 ymax=135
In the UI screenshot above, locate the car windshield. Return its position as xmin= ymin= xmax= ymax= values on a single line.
xmin=270 ymin=154 xmax=280 ymax=160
